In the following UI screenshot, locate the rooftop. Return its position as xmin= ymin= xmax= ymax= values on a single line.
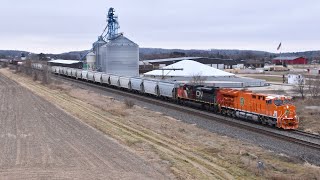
xmin=48 ymin=59 xmax=81 ymax=64
xmin=273 ymin=56 xmax=303 ymax=61
xmin=143 ymin=57 xmax=202 ymax=63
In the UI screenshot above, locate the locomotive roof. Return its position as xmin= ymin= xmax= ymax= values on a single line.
xmin=266 ymin=95 xmax=291 ymax=100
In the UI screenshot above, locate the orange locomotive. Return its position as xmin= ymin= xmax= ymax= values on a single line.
xmin=176 ymin=84 xmax=298 ymax=130
xmin=216 ymin=89 xmax=298 ymax=129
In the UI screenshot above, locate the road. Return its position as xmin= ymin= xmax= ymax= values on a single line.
xmin=0 ymin=73 xmax=169 ymax=179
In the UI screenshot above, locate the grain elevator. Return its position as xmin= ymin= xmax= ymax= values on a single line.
xmin=88 ymin=7 xmax=139 ymax=76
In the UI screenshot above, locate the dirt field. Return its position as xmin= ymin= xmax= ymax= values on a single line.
xmin=0 ymin=72 xmax=171 ymax=179
xmin=1 ymin=68 xmax=320 ymax=179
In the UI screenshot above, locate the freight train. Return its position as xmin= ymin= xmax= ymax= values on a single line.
xmin=49 ymin=66 xmax=299 ymax=130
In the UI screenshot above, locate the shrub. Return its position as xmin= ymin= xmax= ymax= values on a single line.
xmin=1 ymin=62 xmax=8 ymax=68
xmin=124 ymin=99 xmax=135 ymax=108
xmin=33 ymin=72 xmax=38 ymax=81
xmin=41 ymin=65 xmax=51 ymax=85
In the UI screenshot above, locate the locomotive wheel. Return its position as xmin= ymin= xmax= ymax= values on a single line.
xmin=258 ymin=116 xmax=263 ymax=124
xmin=232 ymin=111 xmax=236 ymax=118
xmin=221 ymin=109 xmax=227 ymax=116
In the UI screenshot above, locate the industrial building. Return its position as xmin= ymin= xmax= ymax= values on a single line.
xmin=272 ymin=56 xmax=307 ymax=65
xmin=244 ymin=59 xmax=265 ymax=68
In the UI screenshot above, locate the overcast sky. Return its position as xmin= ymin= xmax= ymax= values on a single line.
xmin=0 ymin=0 xmax=319 ymax=53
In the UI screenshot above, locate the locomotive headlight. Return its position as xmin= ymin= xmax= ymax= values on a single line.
xmin=287 ymin=105 xmax=289 ymax=109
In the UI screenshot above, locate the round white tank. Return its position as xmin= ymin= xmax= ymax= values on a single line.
xmin=86 ymin=52 xmax=96 ymax=70
xmin=86 ymin=52 xmax=96 ymax=63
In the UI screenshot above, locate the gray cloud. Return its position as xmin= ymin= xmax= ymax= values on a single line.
xmin=0 ymin=0 xmax=319 ymax=53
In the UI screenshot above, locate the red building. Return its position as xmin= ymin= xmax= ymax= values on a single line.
xmin=272 ymin=56 xmax=307 ymax=65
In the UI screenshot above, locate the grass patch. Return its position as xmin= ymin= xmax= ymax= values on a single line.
xmin=246 ymin=75 xmax=284 ymax=83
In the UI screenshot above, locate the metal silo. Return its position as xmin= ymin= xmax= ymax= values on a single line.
xmin=101 ymin=35 xmax=139 ymax=76
xmin=93 ymin=36 xmax=106 ymax=71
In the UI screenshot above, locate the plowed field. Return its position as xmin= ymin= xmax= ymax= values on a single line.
xmin=0 ymin=73 xmax=169 ymax=179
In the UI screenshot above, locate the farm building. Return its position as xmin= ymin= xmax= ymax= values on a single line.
xmin=272 ymin=56 xmax=307 ymax=65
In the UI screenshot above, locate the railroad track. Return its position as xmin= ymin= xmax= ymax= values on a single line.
xmin=52 ymin=74 xmax=320 ymax=151
xmin=292 ymin=130 xmax=320 ymax=140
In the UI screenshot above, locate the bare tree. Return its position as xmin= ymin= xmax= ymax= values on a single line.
xmin=33 ymin=72 xmax=38 ymax=81
xmin=307 ymin=75 xmax=320 ymax=97
xmin=190 ymin=73 xmax=207 ymax=85
xmin=295 ymin=78 xmax=305 ymax=99
xmin=41 ymin=64 xmax=51 ymax=84
xmin=24 ymin=59 xmax=32 ymax=75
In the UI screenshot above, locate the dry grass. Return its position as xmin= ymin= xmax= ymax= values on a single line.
xmin=108 ymin=108 xmax=129 ymax=117
xmin=245 ymin=75 xmax=284 ymax=83
xmin=294 ymin=98 xmax=320 ymax=134
xmin=1 ymin=63 xmax=8 ymax=68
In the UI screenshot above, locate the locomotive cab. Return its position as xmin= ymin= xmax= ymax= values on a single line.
xmin=269 ymin=96 xmax=298 ymax=129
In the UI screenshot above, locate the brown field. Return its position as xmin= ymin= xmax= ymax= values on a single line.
xmin=1 ymin=68 xmax=320 ymax=179
xmin=0 ymin=71 xmax=171 ymax=179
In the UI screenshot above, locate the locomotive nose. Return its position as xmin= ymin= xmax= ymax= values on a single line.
xmin=278 ymin=105 xmax=298 ymax=129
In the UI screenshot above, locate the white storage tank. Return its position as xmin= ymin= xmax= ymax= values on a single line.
xmin=86 ymin=52 xmax=96 ymax=70
xmin=99 ymin=35 xmax=139 ymax=76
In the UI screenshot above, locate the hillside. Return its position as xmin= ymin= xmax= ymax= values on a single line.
xmin=0 ymin=50 xmax=29 ymax=59
xmin=1 ymin=49 xmax=319 ymax=61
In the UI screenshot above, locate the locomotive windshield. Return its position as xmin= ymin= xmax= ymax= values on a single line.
xmin=274 ymin=99 xmax=283 ymax=106
xmin=283 ymin=99 xmax=291 ymax=104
